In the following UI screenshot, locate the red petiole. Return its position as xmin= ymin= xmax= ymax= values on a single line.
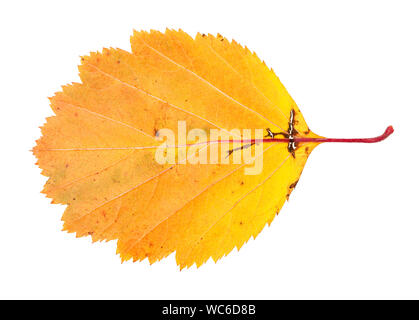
xmin=223 ymin=125 xmax=394 ymax=145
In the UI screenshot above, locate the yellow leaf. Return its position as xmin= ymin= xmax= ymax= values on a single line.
xmin=33 ymin=29 xmax=393 ymax=269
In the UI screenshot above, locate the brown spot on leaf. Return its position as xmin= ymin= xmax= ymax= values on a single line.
xmin=289 ymin=179 xmax=299 ymax=190
xmin=286 ymin=179 xmax=299 ymax=200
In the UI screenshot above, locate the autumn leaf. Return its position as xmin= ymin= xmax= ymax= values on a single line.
xmin=33 ymin=29 xmax=393 ymax=269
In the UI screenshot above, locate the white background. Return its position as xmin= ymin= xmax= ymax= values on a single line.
xmin=0 ymin=0 xmax=418 ymax=299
